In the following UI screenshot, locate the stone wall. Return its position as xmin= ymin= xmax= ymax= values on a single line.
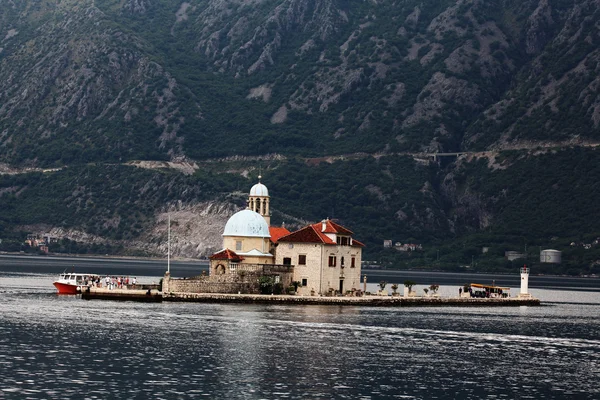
xmin=163 ymin=264 xmax=295 ymax=294
xmin=164 ymin=274 xmax=260 ymax=294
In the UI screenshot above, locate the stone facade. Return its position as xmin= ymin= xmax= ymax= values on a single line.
xmin=275 ymin=241 xmax=362 ymax=295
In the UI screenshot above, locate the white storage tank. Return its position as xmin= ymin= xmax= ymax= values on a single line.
xmin=540 ymin=249 xmax=561 ymax=264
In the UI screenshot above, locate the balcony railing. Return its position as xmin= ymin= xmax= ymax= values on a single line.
xmin=228 ymin=263 xmax=294 ymax=273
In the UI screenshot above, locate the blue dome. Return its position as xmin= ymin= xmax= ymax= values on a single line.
xmin=223 ymin=210 xmax=270 ymax=238
xmin=250 ymin=182 xmax=269 ymax=197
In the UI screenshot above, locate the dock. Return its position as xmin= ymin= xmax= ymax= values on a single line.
xmin=82 ymin=287 xmax=162 ymax=302
xmin=162 ymin=292 xmax=540 ymax=306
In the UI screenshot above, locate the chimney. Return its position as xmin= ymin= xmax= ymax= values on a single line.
xmin=321 ymin=219 xmax=327 ymax=232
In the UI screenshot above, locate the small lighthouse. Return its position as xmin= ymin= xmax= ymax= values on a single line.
xmin=518 ymin=264 xmax=532 ymax=298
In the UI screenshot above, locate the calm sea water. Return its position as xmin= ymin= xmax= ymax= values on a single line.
xmin=1 ymin=256 xmax=599 ymax=399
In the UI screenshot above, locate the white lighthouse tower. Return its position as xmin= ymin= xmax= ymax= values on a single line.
xmin=518 ymin=264 xmax=532 ymax=298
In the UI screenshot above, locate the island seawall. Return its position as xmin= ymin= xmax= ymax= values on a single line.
xmin=162 ymin=292 xmax=540 ymax=306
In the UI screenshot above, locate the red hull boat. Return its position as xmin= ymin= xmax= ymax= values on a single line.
xmin=53 ymin=272 xmax=99 ymax=294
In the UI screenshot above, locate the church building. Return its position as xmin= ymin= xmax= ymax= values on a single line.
xmin=208 ymin=178 xmax=364 ymax=295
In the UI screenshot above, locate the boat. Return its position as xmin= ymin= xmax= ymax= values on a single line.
xmin=468 ymin=283 xmax=511 ymax=298
xmin=53 ymin=272 xmax=100 ymax=294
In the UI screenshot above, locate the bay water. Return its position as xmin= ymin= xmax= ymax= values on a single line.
xmin=1 ymin=255 xmax=599 ymax=399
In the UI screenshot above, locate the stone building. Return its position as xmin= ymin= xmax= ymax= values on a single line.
xmin=275 ymin=219 xmax=363 ymax=295
xmin=164 ymin=178 xmax=363 ymax=295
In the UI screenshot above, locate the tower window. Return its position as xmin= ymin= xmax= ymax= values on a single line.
xmin=236 ymin=241 xmax=242 ymax=251
xmin=298 ymin=255 xmax=306 ymax=265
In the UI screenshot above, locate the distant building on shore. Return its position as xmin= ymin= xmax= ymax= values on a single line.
xmin=540 ymin=249 xmax=561 ymax=264
xmin=395 ymin=243 xmax=422 ymax=252
xmin=25 ymin=233 xmax=56 ymax=254
xmin=505 ymin=251 xmax=526 ymax=261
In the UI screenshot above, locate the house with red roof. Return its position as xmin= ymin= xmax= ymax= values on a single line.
xmin=274 ymin=218 xmax=364 ymax=295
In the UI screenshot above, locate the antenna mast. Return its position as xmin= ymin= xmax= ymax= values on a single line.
xmin=167 ymin=214 xmax=171 ymax=274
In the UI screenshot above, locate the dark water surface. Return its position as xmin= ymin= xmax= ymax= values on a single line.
xmin=1 ymin=256 xmax=599 ymax=399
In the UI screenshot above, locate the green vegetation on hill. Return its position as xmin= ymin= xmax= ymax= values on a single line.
xmin=0 ymin=164 xmax=244 ymax=242
xmin=375 ymin=147 xmax=600 ymax=275
xmin=268 ymin=156 xmax=444 ymax=248
xmin=1 ymin=147 xmax=600 ymax=274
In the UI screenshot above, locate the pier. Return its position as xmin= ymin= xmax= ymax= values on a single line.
xmin=82 ymin=287 xmax=162 ymax=302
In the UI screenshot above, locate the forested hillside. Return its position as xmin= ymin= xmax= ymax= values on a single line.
xmin=0 ymin=0 xmax=599 ymax=274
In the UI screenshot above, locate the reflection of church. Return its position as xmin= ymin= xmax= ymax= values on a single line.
xmin=208 ymin=178 xmax=364 ymax=295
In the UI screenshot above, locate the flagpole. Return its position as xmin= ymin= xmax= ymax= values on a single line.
xmin=167 ymin=214 xmax=171 ymax=274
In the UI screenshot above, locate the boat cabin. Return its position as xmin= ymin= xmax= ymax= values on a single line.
xmin=468 ymin=283 xmax=510 ymax=298
xmin=59 ymin=273 xmax=98 ymax=285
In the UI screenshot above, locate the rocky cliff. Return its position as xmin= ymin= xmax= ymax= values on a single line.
xmin=1 ymin=0 xmax=598 ymax=165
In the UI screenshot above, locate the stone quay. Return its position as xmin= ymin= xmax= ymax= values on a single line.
xmin=161 ymin=292 xmax=540 ymax=307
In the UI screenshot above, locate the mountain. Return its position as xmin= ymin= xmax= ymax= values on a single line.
xmin=0 ymin=0 xmax=599 ymax=274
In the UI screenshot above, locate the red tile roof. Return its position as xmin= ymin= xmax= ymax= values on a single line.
xmin=269 ymin=226 xmax=291 ymax=243
xmin=277 ymin=219 xmax=364 ymax=247
xmin=209 ymin=249 xmax=244 ymax=261
xmin=313 ymin=219 xmax=354 ymax=235
xmin=277 ymin=224 xmax=336 ymax=245
xmin=350 ymin=239 xmax=365 ymax=248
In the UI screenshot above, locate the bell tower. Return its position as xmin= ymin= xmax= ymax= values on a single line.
xmin=248 ymin=176 xmax=270 ymax=226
